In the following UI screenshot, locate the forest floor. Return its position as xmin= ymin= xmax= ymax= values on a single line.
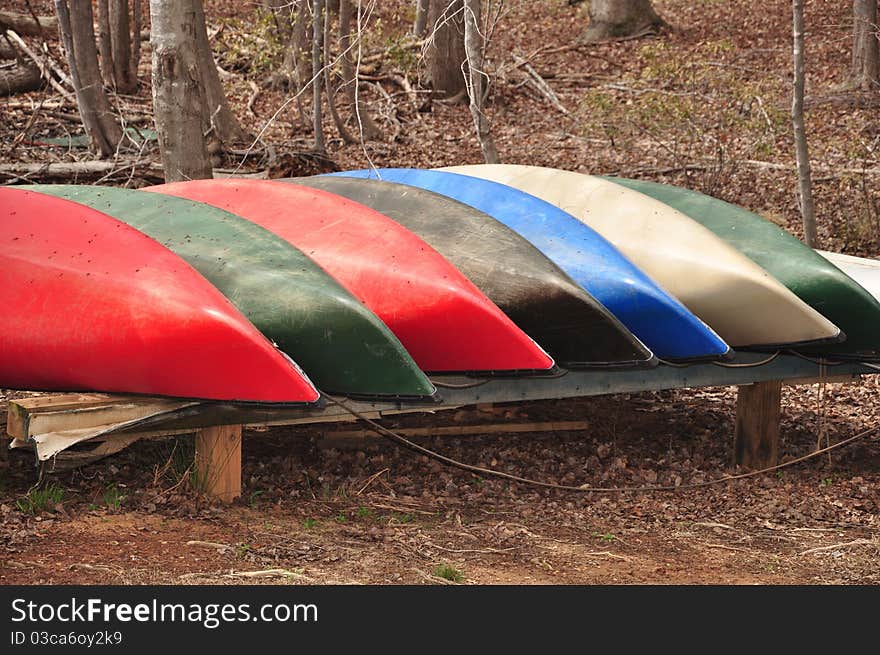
xmin=2 ymin=0 xmax=880 ymax=585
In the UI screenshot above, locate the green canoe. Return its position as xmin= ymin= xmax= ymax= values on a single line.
xmin=603 ymin=177 xmax=880 ymax=360
xmin=29 ymin=185 xmax=435 ymax=400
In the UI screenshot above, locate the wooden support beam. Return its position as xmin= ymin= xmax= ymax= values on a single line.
xmin=318 ymin=420 xmax=590 ymax=448
xmin=194 ymin=424 xmax=242 ymax=503
xmin=3 ymin=355 xmax=868 ymax=467
xmin=734 ymin=380 xmax=782 ymax=469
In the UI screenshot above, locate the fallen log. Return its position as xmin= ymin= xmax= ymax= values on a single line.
xmin=0 ymin=60 xmax=40 ymax=96
xmin=0 ymin=159 xmax=165 ymax=182
xmin=4 ymin=30 xmax=75 ymax=103
xmin=0 ymin=11 xmax=57 ymax=37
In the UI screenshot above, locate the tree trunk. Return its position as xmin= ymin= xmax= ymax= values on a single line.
xmin=312 ymin=0 xmax=326 ymax=153
xmin=54 ymin=0 xmax=122 ymax=157
xmin=149 ymin=0 xmax=212 ymax=181
xmin=339 ymin=0 xmax=381 ymax=140
xmin=131 ymin=0 xmax=141 ymax=83
xmin=96 ymin=0 xmax=114 ymax=87
xmin=110 ymin=0 xmax=137 ymax=93
xmin=275 ymin=1 xmax=309 ymax=124
xmin=579 ymin=0 xmax=666 ymax=42
xmin=414 ymin=0 xmax=430 ymax=36
xmin=192 ymin=0 xmax=245 ymax=143
xmin=463 ymin=0 xmax=499 ymax=163
xmin=427 ymin=0 xmax=467 ymax=100
xmin=324 ymin=2 xmax=355 ymax=144
xmin=852 ymin=0 xmax=879 ymax=89
xmin=792 ymin=0 xmax=818 ymax=247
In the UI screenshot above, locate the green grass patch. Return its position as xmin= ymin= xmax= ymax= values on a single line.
xmin=102 ymin=484 xmax=125 ymax=510
xmin=248 ymin=489 xmax=264 ymax=508
xmin=17 ymin=481 xmax=64 ymax=515
xmin=592 ymin=532 xmax=617 ymax=542
xmin=433 ymin=563 xmax=464 ymax=583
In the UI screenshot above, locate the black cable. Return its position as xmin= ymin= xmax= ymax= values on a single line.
xmin=429 ymin=378 xmax=491 ymax=389
xmin=429 ymin=368 xmax=569 ymax=389
xmin=712 ymin=350 xmax=781 ymax=368
xmin=325 ymin=396 xmax=879 ymax=494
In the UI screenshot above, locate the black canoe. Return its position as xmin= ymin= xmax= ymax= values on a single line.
xmin=285 ymin=176 xmax=656 ymax=369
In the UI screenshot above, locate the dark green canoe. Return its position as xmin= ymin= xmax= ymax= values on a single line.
xmin=28 ymin=185 xmax=436 ymax=399
xmin=287 ymin=176 xmax=656 ymax=369
xmin=604 ymin=177 xmax=880 ymax=360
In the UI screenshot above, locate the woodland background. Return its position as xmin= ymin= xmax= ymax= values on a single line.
xmin=1 ymin=1 xmax=879 ymax=584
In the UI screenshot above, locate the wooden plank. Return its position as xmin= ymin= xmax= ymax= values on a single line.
xmin=321 ymin=420 xmax=590 ymax=442
xmin=194 ymin=424 xmax=242 ymax=503
xmin=7 ymin=355 xmax=872 ymax=443
xmin=6 ymin=393 xmax=187 ymax=440
xmin=7 ymin=393 xmax=116 ymax=439
xmin=6 ymin=393 xmax=127 ymax=411
xmin=5 ymin=354 xmax=873 ymax=465
xmin=734 ymin=380 xmax=782 ymax=469
xmin=318 ymin=420 xmax=590 ymax=449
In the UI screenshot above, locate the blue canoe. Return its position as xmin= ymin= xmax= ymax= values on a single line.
xmin=329 ymin=168 xmax=731 ymax=362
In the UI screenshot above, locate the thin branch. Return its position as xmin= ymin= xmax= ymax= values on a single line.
xmin=792 ymin=0 xmax=818 ymax=246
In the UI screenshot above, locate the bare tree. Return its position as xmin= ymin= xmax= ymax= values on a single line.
xmin=96 ymin=0 xmax=113 ymax=87
xmin=276 ymin=1 xmax=310 ymax=124
xmin=96 ymin=0 xmax=138 ymax=93
xmin=323 ymin=1 xmax=356 ymax=144
xmin=193 ymin=0 xmax=245 ymax=143
xmin=414 ymin=0 xmax=430 ymax=36
xmin=312 ymin=0 xmax=326 ymax=153
xmin=54 ymin=0 xmax=122 ymax=157
xmin=792 ymin=0 xmax=817 ymax=247
xmin=109 ymin=0 xmax=138 ymax=93
xmin=852 ymin=0 xmax=879 ymax=89
xmin=339 ymin=0 xmax=381 ymax=139
xmin=149 ymin=0 xmax=212 ymax=181
xmin=427 ymin=0 xmax=467 ymax=100
xmin=131 ymin=0 xmax=141 ymax=85
xmin=463 ymin=0 xmax=498 ymax=163
xmin=579 ymin=0 xmax=666 ymax=42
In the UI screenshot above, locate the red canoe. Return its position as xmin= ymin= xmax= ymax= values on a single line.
xmin=0 ymin=188 xmax=319 ymax=403
xmin=145 ymin=179 xmax=555 ymax=374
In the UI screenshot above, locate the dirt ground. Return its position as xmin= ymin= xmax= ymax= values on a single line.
xmin=2 ymin=379 xmax=880 ymax=585
xmin=2 ymin=0 xmax=880 ymax=585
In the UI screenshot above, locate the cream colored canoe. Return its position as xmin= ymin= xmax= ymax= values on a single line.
xmin=818 ymin=251 xmax=880 ymax=303
xmin=441 ymin=164 xmax=841 ymax=348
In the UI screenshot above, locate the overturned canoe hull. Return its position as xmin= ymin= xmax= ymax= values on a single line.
xmin=145 ymin=179 xmax=554 ymax=375
xmin=0 ymin=188 xmax=320 ymax=403
xmin=27 ymin=185 xmax=435 ymax=401
xmin=606 ymin=177 xmax=880 ymax=361
xmin=293 ymin=175 xmax=655 ymax=369
xmin=818 ymin=251 xmax=880 ymax=310
xmin=327 ymin=169 xmax=728 ymax=363
xmin=441 ymin=164 xmax=841 ymax=350
xmin=818 ymin=251 xmax=880 ymax=294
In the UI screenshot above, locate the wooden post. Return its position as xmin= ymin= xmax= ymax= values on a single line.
xmin=194 ymin=424 xmax=242 ymax=503
xmin=734 ymin=381 xmax=782 ymax=469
